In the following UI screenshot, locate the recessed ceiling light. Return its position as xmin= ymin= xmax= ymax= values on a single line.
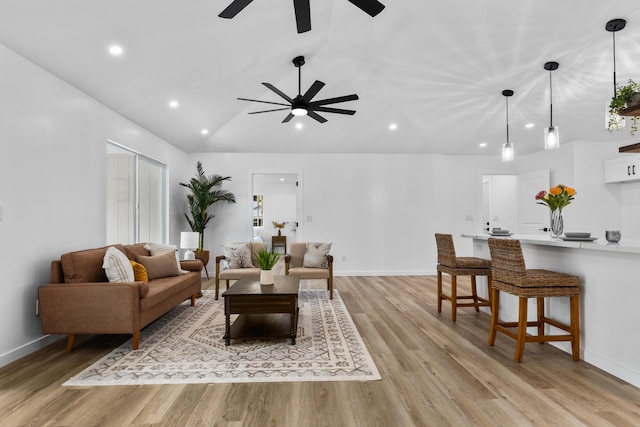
xmin=169 ymin=100 xmax=179 ymax=108
xmin=280 ymin=178 xmax=285 ymax=181
xmin=295 ymin=123 xmax=303 ymax=130
xmin=479 ymin=142 xmax=487 ymax=148
xmin=201 ymin=129 xmax=209 ymax=135
xmin=389 ymin=123 xmax=397 ymax=130
xmin=109 ymin=45 xmax=123 ymax=56
xmin=525 ymin=123 xmax=535 ymax=128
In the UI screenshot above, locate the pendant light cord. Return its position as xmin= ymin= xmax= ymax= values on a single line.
xmin=549 ymin=68 xmax=554 ymax=127
xmin=505 ymin=96 xmax=510 ymax=145
xmin=613 ymin=30 xmax=617 ymax=97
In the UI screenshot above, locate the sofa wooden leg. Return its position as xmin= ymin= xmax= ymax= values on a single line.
xmin=132 ymin=331 xmax=140 ymax=350
xmin=191 ymin=294 xmax=196 ymax=306
xmin=66 ymin=334 xmax=76 ymax=352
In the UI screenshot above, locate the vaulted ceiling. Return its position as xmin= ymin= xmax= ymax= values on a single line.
xmin=2 ymin=1 xmax=640 ymax=155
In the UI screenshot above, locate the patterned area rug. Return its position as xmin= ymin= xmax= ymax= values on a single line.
xmin=64 ymin=289 xmax=381 ymax=386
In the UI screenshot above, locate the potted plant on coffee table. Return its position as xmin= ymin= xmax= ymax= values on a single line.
xmin=255 ymin=248 xmax=281 ymax=285
xmin=179 ymin=161 xmax=236 ymax=276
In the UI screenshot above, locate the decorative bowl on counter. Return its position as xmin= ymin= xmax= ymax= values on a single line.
xmin=564 ymin=232 xmax=591 ymax=238
xmin=491 ymin=229 xmax=511 ymax=235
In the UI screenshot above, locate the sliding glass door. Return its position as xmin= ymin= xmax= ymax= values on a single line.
xmin=106 ymin=142 xmax=167 ymax=245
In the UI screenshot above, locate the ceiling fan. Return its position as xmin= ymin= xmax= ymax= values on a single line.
xmin=219 ymin=0 xmax=385 ymax=33
xmin=238 ymin=55 xmax=359 ymax=124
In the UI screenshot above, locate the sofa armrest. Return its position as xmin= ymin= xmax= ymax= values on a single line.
xmin=180 ymin=259 xmax=203 ymax=272
xmin=38 ymin=281 xmax=147 ymax=335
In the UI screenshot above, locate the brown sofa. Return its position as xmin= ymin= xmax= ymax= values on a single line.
xmin=38 ymin=243 xmax=203 ymax=351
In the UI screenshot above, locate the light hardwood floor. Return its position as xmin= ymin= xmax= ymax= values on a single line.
xmin=2 ymin=275 xmax=640 ymax=426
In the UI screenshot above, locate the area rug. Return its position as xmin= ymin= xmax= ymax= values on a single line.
xmin=63 ymin=289 xmax=381 ymax=386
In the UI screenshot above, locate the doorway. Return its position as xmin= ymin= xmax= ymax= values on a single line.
xmin=252 ymin=173 xmax=300 ymax=252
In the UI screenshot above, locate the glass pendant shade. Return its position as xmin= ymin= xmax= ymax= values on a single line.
xmin=502 ymin=142 xmax=514 ymax=162
xmin=605 ymin=102 xmax=625 ymax=130
xmin=544 ymin=126 xmax=560 ymax=150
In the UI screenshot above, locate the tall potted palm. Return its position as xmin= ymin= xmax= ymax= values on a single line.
xmin=179 ymin=162 xmax=236 ymax=271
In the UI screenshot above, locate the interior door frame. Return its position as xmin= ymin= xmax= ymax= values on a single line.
xmin=249 ymin=170 xmax=304 ymax=243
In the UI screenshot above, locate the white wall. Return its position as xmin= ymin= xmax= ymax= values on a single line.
xmin=0 ymin=44 xmax=189 ymax=366
xmin=190 ymin=153 xmax=519 ymax=275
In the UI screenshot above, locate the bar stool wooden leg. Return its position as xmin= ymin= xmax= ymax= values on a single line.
xmin=470 ymin=275 xmax=480 ymax=312
xmin=515 ymin=297 xmax=528 ymax=363
xmin=570 ymin=295 xmax=580 ymax=360
xmin=488 ymin=287 xmax=499 ymax=346
xmin=451 ymin=274 xmax=458 ymax=322
xmin=437 ymin=271 xmax=443 ymax=313
xmin=537 ymin=297 xmax=545 ymax=343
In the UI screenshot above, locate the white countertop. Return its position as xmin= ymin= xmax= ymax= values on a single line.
xmin=461 ymin=233 xmax=640 ymax=254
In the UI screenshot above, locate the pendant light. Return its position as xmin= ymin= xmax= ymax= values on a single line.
xmin=544 ymin=61 xmax=560 ymax=150
xmin=606 ymin=18 xmax=626 ymax=130
xmin=502 ymin=89 xmax=514 ymax=162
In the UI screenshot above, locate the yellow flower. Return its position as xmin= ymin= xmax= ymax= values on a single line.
xmin=549 ymin=186 xmax=562 ymax=196
xmin=565 ymin=187 xmax=576 ymax=196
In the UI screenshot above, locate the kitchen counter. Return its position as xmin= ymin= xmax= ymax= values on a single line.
xmin=461 ymin=233 xmax=640 ymax=254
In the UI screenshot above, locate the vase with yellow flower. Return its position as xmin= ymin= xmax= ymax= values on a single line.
xmin=535 ymin=184 xmax=577 ymax=238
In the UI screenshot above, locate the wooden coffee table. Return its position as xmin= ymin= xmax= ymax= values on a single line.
xmin=222 ymin=275 xmax=300 ymax=345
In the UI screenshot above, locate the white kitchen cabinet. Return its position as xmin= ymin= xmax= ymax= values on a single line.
xmin=603 ymin=156 xmax=640 ymax=183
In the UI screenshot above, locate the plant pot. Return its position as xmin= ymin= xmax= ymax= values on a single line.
xmin=194 ymin=250 xmax=210 ymax=267
xmin=629 ymin=93 xmax=640 ymax=108
xmin=260 ymin=269 xmax=274 ymax=285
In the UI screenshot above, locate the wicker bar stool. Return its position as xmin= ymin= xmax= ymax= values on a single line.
xmin=435 ymin=233 xmax=492 ymax=322
xmin=487 ymin=238 xmax=580 ymax=363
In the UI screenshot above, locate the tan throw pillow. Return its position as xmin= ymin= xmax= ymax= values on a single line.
xmin=136 ymin=252 xmax=180 ymax=280
xmin=303 ymin=242 xmax=332 ymax=269
xmin=144 ymin=242 xmax=187 ymax=274
xmin=102 ymin=246 xmax=135 ymax=283
xmin=223 ymin=243 xmax=253 ymax=269
xmin=130 ymin=260 xmax=149 ymax=282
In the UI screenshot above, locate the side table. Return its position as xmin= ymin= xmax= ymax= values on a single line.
xmin=272 ymin=235 xmax=287 ymax=254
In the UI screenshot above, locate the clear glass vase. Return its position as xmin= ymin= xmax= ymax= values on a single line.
xmin=550 ymin=209 xmax=564 ymax=238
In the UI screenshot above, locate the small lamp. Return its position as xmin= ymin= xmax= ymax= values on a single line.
xmin=180 ymin=232 xmax=199 ymax=260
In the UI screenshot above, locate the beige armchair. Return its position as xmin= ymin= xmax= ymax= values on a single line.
xmin=214 ymin=242 xmax=267 ymax=299
xmin=285 ymin=242 xmax=334 ymax=299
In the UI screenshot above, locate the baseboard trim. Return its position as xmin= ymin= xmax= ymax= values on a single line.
xmin=0 ymin=334 xmax=64 ymax=368
xmin=334 ymin=270 xmax=436 ymax=276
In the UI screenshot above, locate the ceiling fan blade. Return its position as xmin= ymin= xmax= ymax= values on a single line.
xmin=262 ymin=83 xmax=294 ymax=103
xmin=248 ymin=108 xmax=291 ymax=114
xmin=282 ymin=113 xmax=295 ymax=123
xmin=347 ymin=0 xmax=385 ymax=17
xmin=219 ymin=0 xmax=254 ymax=18
xmin=309 ymin=94 xmax=359 ymax=106
xmin=307 ymin=110 xmax=328 ymax=123
xmin=301 ymin=80 xmax=325 ymax=103
xmin=238 ymin=97 xmax=290 ymax=107
xmin=293 ymin=0 xmax=311 ymax=33
xmin=312 ymin=106 xmax=357 ymax=115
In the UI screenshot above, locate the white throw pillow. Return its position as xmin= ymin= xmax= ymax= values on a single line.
xmin=303 ymin=242 xmax=332 ymax=269
xmin=223 ymin=243 xmax=254 ymax=269
xmin=102 ymin=246 xmax=135 ymax=283
xmin=144 ymin=242 xmax=187 ymax=274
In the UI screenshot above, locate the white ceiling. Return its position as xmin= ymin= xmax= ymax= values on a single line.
xmin=1 ymin=1 xmax=640 ymax=155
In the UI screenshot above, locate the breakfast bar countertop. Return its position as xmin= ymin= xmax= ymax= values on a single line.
xmin=461 ymin=233 xmax=640 ymax=254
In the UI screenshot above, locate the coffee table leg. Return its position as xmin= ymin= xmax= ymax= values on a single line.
xmin=225 ymin=313 xmax=231 ymax=346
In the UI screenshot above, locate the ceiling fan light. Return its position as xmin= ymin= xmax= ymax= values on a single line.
xmin=544 ymin=126 xmax=560 ymax=150
xmin=502 ymin=142 xmax=514 ymax=162
xmin=291 ymin=106 xmax=308 ymax=116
